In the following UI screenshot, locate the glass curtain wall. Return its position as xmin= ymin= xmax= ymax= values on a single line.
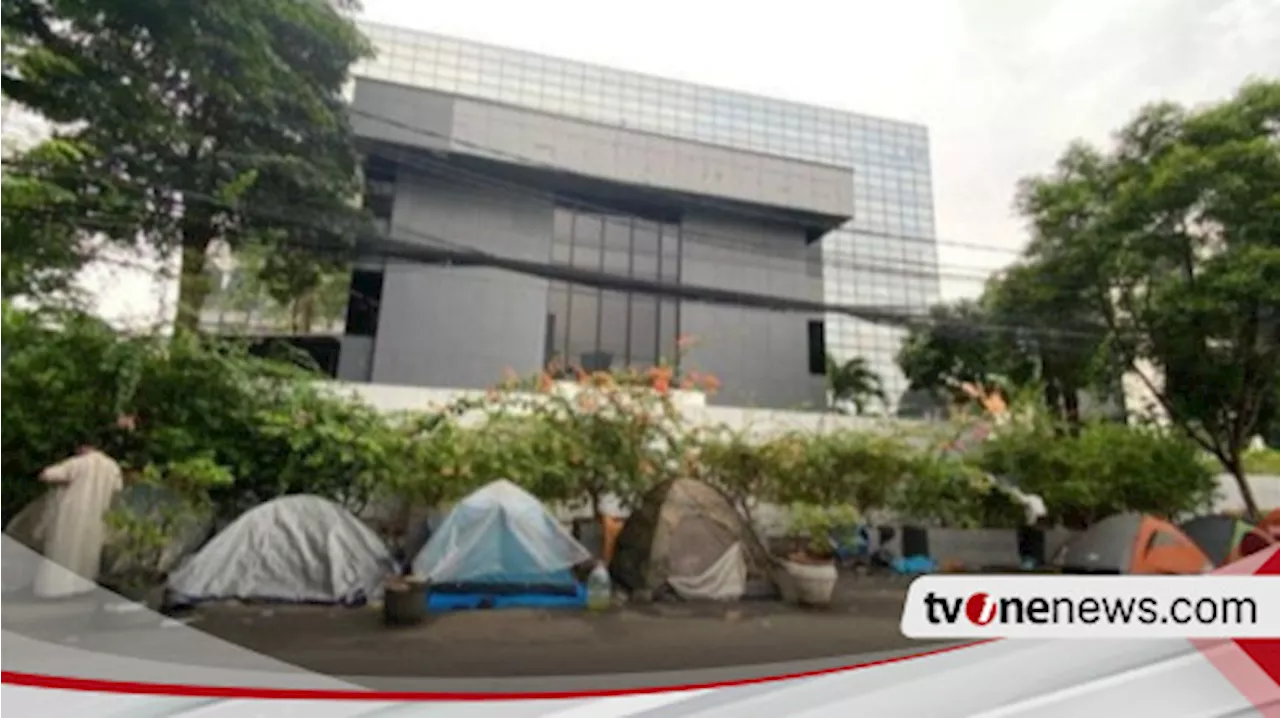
xmin=545 ymin=205 xmax=681 ymax=373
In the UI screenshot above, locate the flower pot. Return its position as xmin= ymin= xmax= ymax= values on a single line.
xmin=383 ymin=576 xmax=430 ymax=627
xmin=781 ymin=557 xmax=838 ymax=606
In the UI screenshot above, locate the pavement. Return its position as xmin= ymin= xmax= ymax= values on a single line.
xmin=4 ymin=574 xmax=937 ymax=681
xmin=185 ymin=574 xmax=933 ymax=678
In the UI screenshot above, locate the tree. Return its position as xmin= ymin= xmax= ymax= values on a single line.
xmin=824 ymin=354 xmax=887 ymax=415
xmin=895 ymin=300 xmax=1030 ymax=409
xmin=982 ymin=259 xmax=1118 ymax=427
xmin=205 ymin=242 xmax=351 ymax=334
xmin=1 ymin=139 xmax=97 ymax=300
xmin=2 ymin=0 xmax=374 ymax=327
xmin=1016 ymin=79 xmax=1280 ymax=518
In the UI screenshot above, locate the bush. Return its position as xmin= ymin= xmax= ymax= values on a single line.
xmin=1 ymin=306 xmax=412 ymax=522
xmin=0 ymin=306 xmax=1226 ymax=534
xmin=979 ymin=420 xmax=1216 ymax=527
xmin=891 ymin=454 xmax=1026 ymax=529
xmin=2 ymin=305 xmax=142 ymax=521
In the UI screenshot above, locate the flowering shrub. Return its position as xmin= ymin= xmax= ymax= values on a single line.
xmin=2 ymin=311 xmax=1223 ymax=534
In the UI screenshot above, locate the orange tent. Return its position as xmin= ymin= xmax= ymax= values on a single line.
xmin=1261 ymin=508 xmax=1280 ymax=541
xmin=1058 ymin=513 xmax=1212 ymax=575
xmin=1180 ymin=515 xmax=1275 ymax=567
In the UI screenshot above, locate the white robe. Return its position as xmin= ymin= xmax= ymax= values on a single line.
xmin=33 ymin=450 xmax=124 ymax=598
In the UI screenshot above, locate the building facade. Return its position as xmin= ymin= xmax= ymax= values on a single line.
xmin=340 ymin=22 xmax=941 ymax=409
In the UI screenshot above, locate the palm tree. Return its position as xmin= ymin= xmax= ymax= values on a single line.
xmin=825 ymin=354 xmax=887 ymax=416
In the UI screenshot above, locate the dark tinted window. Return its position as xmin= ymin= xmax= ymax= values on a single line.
xmin=547 ymin=205 xmax=682 ymax=371
xmin=807 ymin=320 xmax=826 ymax=375
xmin=345 ymin=270 xmax=384 ymax=337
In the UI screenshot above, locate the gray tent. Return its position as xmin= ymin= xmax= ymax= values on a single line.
xmin=167 ymin=495 xmax=397 ymax=605
xmin=1056 ymin=512 xmax=1211 ymax=575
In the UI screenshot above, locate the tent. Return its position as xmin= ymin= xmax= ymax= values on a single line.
xmin=1056 ymin=513 xmax=1212 ymax=575
xmin=1262 ymin=508 xmax=1280 ymax=541
xmin=411 ymin=479 xmax=593 ymax=610
xmin=167 ymin=495 xmax=396 ymax=605
xmin=1179 ymin=515 xmax=1274 ymax=567
xmin=610 ymin=478 xmax=779 ymax=601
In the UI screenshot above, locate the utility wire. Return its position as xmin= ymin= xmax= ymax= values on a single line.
xmin=360 ymin=141 xmax=990 ymax=285
xmin=9 ymin=188 xmax=1108 ymax=346
xmin=0 ymin=149 xmax=998 ymax=284
xmin=348 ymin=107 xmax=1023 ymax=258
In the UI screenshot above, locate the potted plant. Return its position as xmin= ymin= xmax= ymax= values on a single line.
xmin=780 ymin=503 xmax=858 ymax=606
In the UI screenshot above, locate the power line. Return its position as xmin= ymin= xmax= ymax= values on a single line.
xmin=9 ymin=152 xmax=1002 ymax=287
xmin=7 ymin=189 xmax=1107 ymax=346
xmin=348 ymin=107 xmax=1025 ymax=258
xmin=363 ymin=142 xmax=997 ymax=286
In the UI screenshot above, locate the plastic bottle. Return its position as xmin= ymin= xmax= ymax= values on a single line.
xmin=586 ymin=561 xmax=612 ymax=612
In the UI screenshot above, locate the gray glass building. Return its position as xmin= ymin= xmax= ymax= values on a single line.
xmin=342 ymin=21 xmax=941 ymax=409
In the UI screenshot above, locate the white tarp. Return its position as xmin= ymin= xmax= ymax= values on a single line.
xmin=168 ymin=495 xmax=395 ymax=604
xmin=667 ymin=542 xmax=747 ymax=602
xmin=412 ymin=479 xmax=592 ymax=585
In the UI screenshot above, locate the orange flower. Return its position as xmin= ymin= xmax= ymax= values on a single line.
xmin=653 ymin=376 xmax=671 ymax=394
xmin=699 ymin=374 xmax=722 ymax=394
xmin=537 ymin=372 xmax=554 ymax=393
xmin=577 ymin=394 xmax=599 ymax=412
xmin=680 ymin=377 xmax=697 ymax=390
xmin=647 ymin=365 xmax=673 ymax=380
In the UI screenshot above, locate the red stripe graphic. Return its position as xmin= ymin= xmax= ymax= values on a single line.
xmin=1 ymin=640 xmax=991 ymax=701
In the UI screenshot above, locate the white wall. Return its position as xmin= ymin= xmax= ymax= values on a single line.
xmin=321 ymin=379 xmax=917 ymax=437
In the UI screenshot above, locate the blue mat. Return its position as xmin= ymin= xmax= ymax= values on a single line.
xmin=426 ymin=584 xmax=587 ymax=612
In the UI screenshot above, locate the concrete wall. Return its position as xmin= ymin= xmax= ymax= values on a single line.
xmin=368 ymin=168 xmax=555 ymax=388
xmin=349 ymin=77 xmax=846 ymax=406
xmin=350 ymin=78 xmax=854 ymax=221
xmin=679 ymin=210 xmax=827 ymax=409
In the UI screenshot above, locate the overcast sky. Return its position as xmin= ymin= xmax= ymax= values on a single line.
xmin=75 ymin=0 xmax=1280 ymax=325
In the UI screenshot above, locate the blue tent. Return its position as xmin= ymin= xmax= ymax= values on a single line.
xmin=411 ymin=480 xmax=594 ymax=611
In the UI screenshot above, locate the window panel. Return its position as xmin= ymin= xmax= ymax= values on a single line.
xmin=630 ymin=220 xmax=660 ymax=279
xmin=571 ymin=214 xmax=603 ymax=269
xmin=598 ymin=290 xmax=629 ymax=368
xmin=566 ymin=287 xmax=600 ymax=364
xmin=546 ymin=282 xmax=569 ymax=365
xmin=602 ymin=214 xmax=632 ymax=273
xmin=629 ymin=296 xmax=659 ymax=367
xmin=658 ymin=299 xmax=679 ymax=364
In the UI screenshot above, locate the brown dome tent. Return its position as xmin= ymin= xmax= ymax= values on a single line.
xmin=1057 ymin=513 xmax=1212 ymax=575
xmin=610 ymin=478 xmax=783 ymax=601
xmin=1179 ymin=515 xmax=1274 ymax=568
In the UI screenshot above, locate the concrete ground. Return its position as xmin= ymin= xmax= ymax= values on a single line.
xmin=184 ymin=574 xmax=933 ymax=678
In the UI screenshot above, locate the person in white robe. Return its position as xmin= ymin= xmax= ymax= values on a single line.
xmin=32 ymin=446 xmax=125 ymax=598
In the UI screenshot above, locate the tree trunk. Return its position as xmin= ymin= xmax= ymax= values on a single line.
xmin=298 ymin=294 xmax=315 ymax=334
xmin=1063 ymin=389 xmax=1082 ymax=434
xmin=174 ymin=239 xmax=214 ymax=332
xmin=1225 ymin=454 xmax=1262 ymax=521
xmin=1042 ymin=376 xmax=1063 ymax=420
